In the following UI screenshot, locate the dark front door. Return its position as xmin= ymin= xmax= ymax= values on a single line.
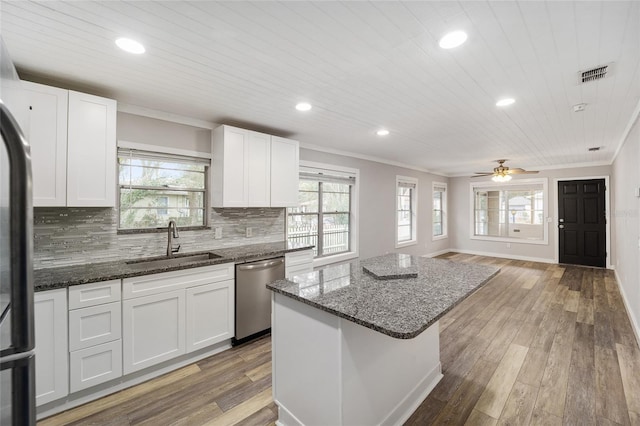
xmin=558 ymin=179 xmax=606 ymax=267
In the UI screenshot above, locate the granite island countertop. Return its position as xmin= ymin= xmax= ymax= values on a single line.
xmin=34 ymin=241 xmax=314 ymax=291
xmin=267 ymin=253 xmax=500 ymax=339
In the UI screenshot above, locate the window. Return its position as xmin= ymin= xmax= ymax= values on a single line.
xmin=471 ymin=179 xmax=548 ymax=244
xmin=118 ymin=148 xmax=209 ymax=230
xmin=287 ymin=164 xmax=357 ymax=260
xmin=433 ymin=182 xmax=447 ymax=239
xmin=396 ymin=176 xmax=418 ymax=247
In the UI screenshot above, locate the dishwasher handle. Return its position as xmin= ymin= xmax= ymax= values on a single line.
xmin=237 ymin=258 xmax=284 ymax=271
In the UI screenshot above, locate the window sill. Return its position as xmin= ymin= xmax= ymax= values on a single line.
xmin=395 ymin=240 xmax=417 ymax=249
xmin=432 ymin=234 xmax=448 ymax=241
xmin=312 ymin=251 xmax=358 ymax=268
xmin=470 ymin=235 xmax=548 ymax=245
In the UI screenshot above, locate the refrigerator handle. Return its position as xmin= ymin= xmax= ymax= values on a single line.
xmin=1 ymin=100 xmax=34 ymax=355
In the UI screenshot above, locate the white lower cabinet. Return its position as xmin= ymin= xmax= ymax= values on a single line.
xmin=34 ymin=288 xmax=69 ymax=406
xmin=68 ymin=281 xmax=123 ymax=392
xmin=121 ymin=263 xmax=234 ymax=375
xmin=69 ymin=340 xmax=122 ymax=393
xmin=122 ymin=290 xmax=186 ymax=375
xmin=186 ymin=281 xmax=234 ymax=352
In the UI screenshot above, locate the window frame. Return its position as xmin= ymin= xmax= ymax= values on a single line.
xmin=116 ymin=142 xmax=211 ymax=233
xmin=286 ymin=161 xmax=359 ymax=268
xmin=469 ymin=178 xmax=549 ymax=245
xmin=432 ymin=181 xmax=448 ymax=240
xmin=395 ymin=175 xmax=418 ymax=248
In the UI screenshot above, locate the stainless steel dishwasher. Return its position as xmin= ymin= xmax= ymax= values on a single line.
xmin=234 ymin=257 xmax=285 ymax=345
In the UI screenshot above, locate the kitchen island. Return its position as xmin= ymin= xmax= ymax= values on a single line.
xmin=267 ymin=253 xmax=499 ymax=426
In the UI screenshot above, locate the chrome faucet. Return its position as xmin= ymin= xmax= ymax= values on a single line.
xmin=167 ymin=220 xmax=180 ymax=257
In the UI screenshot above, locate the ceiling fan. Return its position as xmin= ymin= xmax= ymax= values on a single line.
xmin=472 ymin=159 xmax=539 ymax=182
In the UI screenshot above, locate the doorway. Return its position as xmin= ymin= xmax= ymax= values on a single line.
xmin=558 ymin=179 xmax=606 ymax=267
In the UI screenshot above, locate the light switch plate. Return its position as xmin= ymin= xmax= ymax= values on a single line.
xmin=246 ymin=227 xmax=253 ymax=238
xmin=214 ymin=227 xmax=222 ymax=239
xmin=635 ymin=187 xmax=640 ymax=197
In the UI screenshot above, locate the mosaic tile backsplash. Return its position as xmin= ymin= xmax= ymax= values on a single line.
xmin=34 ymin=207 xmax=286 ymax=268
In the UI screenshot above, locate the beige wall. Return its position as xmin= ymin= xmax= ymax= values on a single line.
xmin=449 ymin=165 xmax=612 ymax=263
xmin=300 ymin=148 xmax=450 ymax=259
xmin=611 ymin=116 xmax=640 ymax=339
xmin=117 ymin=112 xmax=211 ymax=153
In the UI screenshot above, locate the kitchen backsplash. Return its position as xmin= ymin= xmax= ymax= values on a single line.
xmin=33 ymin=207 xmax=286 ymax=268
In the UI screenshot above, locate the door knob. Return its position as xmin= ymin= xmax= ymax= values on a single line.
xmin=559 ymin=218 xmax=564 ymax=223
xmin=559 ymin=224 xmax=565 ymax=229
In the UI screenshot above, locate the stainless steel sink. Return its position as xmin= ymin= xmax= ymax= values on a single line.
xmin=125 ymin=252 xmax=223 ymax=269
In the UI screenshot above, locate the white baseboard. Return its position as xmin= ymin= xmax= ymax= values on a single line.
xmin=449 ymin=248 xmax=555 ymax=264
xmin=37 ymin=340 xmax=232 ymax=420
xmin=275 ymin=365 xmax=443 ymax=426
xmin=422 ymin=249 xmax=452 ymax=258
xmin=614 ymin=270 xmax=640 ymax=348
xmin=381 ymin=363 xmax=443 ymax=426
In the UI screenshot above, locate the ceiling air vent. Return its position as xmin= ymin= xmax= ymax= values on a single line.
xmin=580 ymin=65 xmax=608 ymax=83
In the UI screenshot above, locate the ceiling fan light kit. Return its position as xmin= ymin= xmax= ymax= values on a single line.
xmin=472 ymin=159 xmax=539 ymax=181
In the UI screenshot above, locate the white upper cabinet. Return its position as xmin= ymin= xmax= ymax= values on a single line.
xmin=5 ymin=82 xmax=117 ymax=207
xmin=67 ymin=90 xmax=117 ymax=207
xmin=247 ymin=131 xmax=271 ymax=207
xmin=4 ymin=81 xmax=68 ymax=206
xmin=212 ymin=125 xmax=299 ymax=208
xmin=270 ymin=136 xmax=299 ymax=207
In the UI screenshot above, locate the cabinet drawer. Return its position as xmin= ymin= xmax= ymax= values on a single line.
xmin=122 ymin=263 xmax=234 ymax=300
xmin=69 ymin=340 xmax=122 ymax=392
xmin=69 ymin=302 xmax=121 ymax=351
xmin=286 ymin=264 xmax=314 ymax=279
xmin=285 ymin=250 xmax=313 ymax=267
xmin=69 ymin=280 xmax=121 ymax=309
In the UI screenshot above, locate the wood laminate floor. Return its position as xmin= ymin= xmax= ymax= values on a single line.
xmin=40 ymin=254 xmax=640 ymax=426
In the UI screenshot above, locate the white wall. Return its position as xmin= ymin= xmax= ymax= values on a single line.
xmin=449 ymin=165 xmax=612 ymax=263
xmin=300 ymin=148 xmax=449 ymax=259
xmin=612 ymin=116 xmax=640 ymax=340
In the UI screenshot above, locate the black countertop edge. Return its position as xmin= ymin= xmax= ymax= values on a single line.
xmin=34 ymin=243 xmax=314 ymax=292
xmin=267 ymin=268 xmax=499 ymax=340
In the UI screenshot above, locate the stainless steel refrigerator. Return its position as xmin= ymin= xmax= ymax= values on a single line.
xmin=0 ymin=37 xmax=36 ymax=425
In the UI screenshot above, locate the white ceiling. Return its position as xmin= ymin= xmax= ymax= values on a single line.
xmin=1 ymin=1 xmax=639 ymax=176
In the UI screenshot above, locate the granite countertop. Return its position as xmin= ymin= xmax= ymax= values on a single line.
xmin=267 ymin=253 xmax=500 ymax=339
xmin=34 ymin=241 xmax=314 ymax=292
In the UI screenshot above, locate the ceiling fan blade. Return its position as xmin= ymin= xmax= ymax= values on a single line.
xmin=473 ymin=172 xmax=494 ymax=175
xmin=509 ymin=168 xmax=525 ymax=172
xmin=508 ymin=170 xmax=539 ymax=174
xmin=471 ymin=174 xmax=493 ymax=178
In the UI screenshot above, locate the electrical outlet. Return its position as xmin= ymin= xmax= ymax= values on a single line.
xmin=214 ymin=227 xmax=222 ymax=239
xmin=246 ymin=227 xmax=253 ymax=238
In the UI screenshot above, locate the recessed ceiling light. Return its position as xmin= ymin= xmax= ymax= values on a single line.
xmin=115 ymin=38 xmax=145 ymax=54
xmin=295 ymin=102 xmax=312 ymax=111
xmin=376 ymin=129 xmax=390 ymax=136
xmin=496 ymin=98 xmax=516 ymax=107
xmin=438 ymin=31 xmax=468 ymax=49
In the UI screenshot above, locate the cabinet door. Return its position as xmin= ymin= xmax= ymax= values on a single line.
xmin=185 ymin=280 xmax=234 ymax=352
xmin=247 ymin=131 xmax=271 ymax=207
xmin=69 ymin=340 xmax=122 ymax=393
xmin=122 ymin=290 xmax=185 ymax=374
xmin=67 ymin=91 xmax=117 ymax=207
xmin=34 ymin=288 xmax=68 ymax=406
xmin=212 ymin=125 xmax=248 ymax=207
xmin=23 ymin=82 xmax=69 ymax=206
xmin=270 ymin=136 xmax=299 ymax=207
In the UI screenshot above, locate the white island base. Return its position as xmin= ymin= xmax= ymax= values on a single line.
xmin=271 ymin=293 xmax=443 ymax=426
